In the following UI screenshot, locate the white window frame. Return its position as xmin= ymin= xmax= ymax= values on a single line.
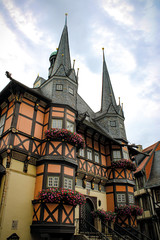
xmin=117 ymin=193 xmax=126 ymax=204
xmin=87 ymin=149 xmax=92 ymax=160
xmin=128 ymin=194 xmax=134 ymax=204
xmin=66 ymin=120 xmax=74 ymax=132
xmin=47 ymin=176 xmax=59 ymax=188
xmin=52 ymin=119 xmax=63 ymax=129
xmin=64 ymin=178 xmax=72 ymax=189
xmin=86 ymin=181 xmax=91 ymax=189
xmin=113 ymin=150 xmax=121 ymax=161
xmin=123 ymin=150 xmax=129 ymax=159
xmin=68 ymin=87 xmax=74 ymax=95
xmin=56 ymin=84 xmax=63 ymax=91
xmin=0 ymin=113 xmax=6 ymax=135
xmin=95 ymin=152 xmax=99 ymax=163
xmin=79 ymin=148 xmax=84 ymax=157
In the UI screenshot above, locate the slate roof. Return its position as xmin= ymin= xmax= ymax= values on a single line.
xmin=145 ymin=150 xmax=160 ymax=188
xmin=134 ymin=142 xmax=158 ymax=174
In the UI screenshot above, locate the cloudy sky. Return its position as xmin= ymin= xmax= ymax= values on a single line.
xmin=0 ymin=0 xmax=160 ymax=149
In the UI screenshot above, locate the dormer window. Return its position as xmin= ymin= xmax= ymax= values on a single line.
xmin=56 ymin=84 xmax=63 ymax=91
xmin=52 ymin=119 xmax=63 ymax=129
xmin=68 ymin=87 xmax=74 ymax=95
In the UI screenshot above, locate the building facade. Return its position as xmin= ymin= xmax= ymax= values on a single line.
xmin=0 ymin=19 xmax=140 ymax=240
xmin=134 ymin=141 xmax=160 ymax=240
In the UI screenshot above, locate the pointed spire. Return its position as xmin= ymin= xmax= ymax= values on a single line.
xmin=101 ymin=48 xmax=117 ymax=112
xmin=50 ymin=14 xmax=71 ymax=77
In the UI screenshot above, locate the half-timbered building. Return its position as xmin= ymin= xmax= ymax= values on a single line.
xmin=0 ymin=18 xmax=141 ymax=240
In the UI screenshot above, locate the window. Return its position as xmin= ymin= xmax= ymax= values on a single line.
xmin=117 ymin=193 xmax=126 ymax=205
xmin=52 ymin=119 xmax=63 ymax=129
xmin=87 ymin=149 xmax=92 ymax=160
xmin=113 ymin=150 xmax=121 ymax=161
xmin=156 ymin=190 xmax=160 ymax=202
xmin=110 ymin=121 xmax=116 ymax=127
xmin=95 ymin=152 xmax=99 ymax=163
xmin=76 ymin=178 xmax=83 ymax=187
xmin=79 ymin=148 xmax=84 ymax=157
xmin=123 ymin=150 xmax=129 ymax=159
xmin=64 ymin=178 xmax=72 ymax=189
xmin=86 ymin=181 xmax=91 ymax=189
xmin=68 ymin=87 xmax=74 ymax=95
xmin=47 ymin=176 xmax=59 ymax=188
xmin=0 ymin=114 xmax=6 ymax=135
xmin=128 ymin=194 xmax=134 ymax=204
xmin=66 ymin=120 xmax=74 ymax=132
xmin=56 ymin=84 xmax=63 ymax=91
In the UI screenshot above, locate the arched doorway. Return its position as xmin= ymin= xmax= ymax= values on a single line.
xmin=79 ymin=197 xmax=95 ymax=232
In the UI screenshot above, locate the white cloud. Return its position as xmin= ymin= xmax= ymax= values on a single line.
xmin=101 ymin=0 xmax=134 ymax=26
xmin=2 ymin=0 xmax=43 ymax=44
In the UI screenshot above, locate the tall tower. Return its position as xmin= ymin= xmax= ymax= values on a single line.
xmin=95 ymin=49 xmax=127 ymax=142
xmin=40 ymin=15 xmax=78 ymax=110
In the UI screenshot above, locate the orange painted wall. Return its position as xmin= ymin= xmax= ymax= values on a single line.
xmin=36 ymin=165 xmax=44 ymax=175
xmin=48 ymin=164 xmax=61 ymax=173
xmin=49 ymin=142 xmax=62 ymax=155
xmin=100 ymin=145 xmax=105 ymax=154
xmin=6 ymin=106 xmax=14 ymax=118
xmin=86 ymin=137 xmax=92 ymax=148
xmin=52 ymin=107 xmax=64 ymax=112
xmin=66 ymin=114 xmax=75 ymax=122
xmin=94 ymin=141 xmax=99 ymax=151
xmin=3 ymin=116 xmax=12 ymax=132
xmin=36 ymin=110 xmax=44 ymax=124
xmin=23 ymin=98 xmax=35 ymax=106
xmin=34 ymin=123 xmax=43 ymax=139
xmin=19 ymin=102 xmax=34 ymax=119
xmin=66 ymin=109 xmax=75 ymax=117
xmin=14 ymin=134 xmax=29 ymax=150
xmin=128 ymin=186 xmax=134 ymax=193
xmin=64 ymin=166 xmax=74 ymax=176
xmin=17 ymin=115 xmax=32 ymax=135
xmin=44 ymin=112 xmax=49 ymax=125
xmin=52 ymin=112 xmax=64 ymax=117
xmin=106 ymin=186 xmax=113 ymax=193
xmin=1 ymin=107 xmax=7 ymax=115
xmin=65 ymin=144 xmax=75 ymax=158
xmin=101 ymin=155 xmax=106 ymax=166
xmin=107 ymin=193 xmax=114 ymax=212
xmin=34 ymin=175 xmax=43 ymax=199
xmin=116 ymin=185 xmax=126 ymax=192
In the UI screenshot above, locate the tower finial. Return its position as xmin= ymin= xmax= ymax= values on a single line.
xmin=102 ymin=47 xmax=105 ymax=60
xmin=65 ymin=13 xmax=68 ymax=26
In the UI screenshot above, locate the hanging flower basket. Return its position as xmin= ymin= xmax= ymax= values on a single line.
xmin=115 ymin=204 xmax=143 ymax=216
xmin=38 ymin=188 xmax=86 ymax=206
xmin=45 ymin=128 xmax=85 ymax=149
xmin=111 ymin=159 xmax=136 ymax=171
xmin=91 ymin=209 xmax=117 ymax=222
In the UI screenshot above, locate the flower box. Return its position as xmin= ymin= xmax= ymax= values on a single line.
xmin=38 ymin=188 xmax=86 ymax=206
xmin=45 ymin=128 xmax=85 ymax=149
xmin=91 ymin=209 xmax=116 ymax=222
xmin=111 ymin=159 xmax=136 ymax=171
xmin=115 ymin=204 xmax=143 ymax=216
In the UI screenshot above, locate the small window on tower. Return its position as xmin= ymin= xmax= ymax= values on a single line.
xmin=117 ymin=193 xmax=126 ymax=205
xmin=68 ymin=87 xmax=74 ymax=95
xmin=87 ymin=149 xmax=92 ymax=160
xmin=56 ymin=84 xmax=63 ymax=91
xmin=95 ymin=152 xmax=99 ymax=163
xmin=110 ymin=121 xmax=116 ymax=127
xmin=64 ymin=178 xmax=72 ymax=189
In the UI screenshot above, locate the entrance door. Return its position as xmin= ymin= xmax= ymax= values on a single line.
xmin=79 ymin=198 xmax=94 ymax=232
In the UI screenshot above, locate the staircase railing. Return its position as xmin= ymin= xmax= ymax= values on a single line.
xmin=114 ymin=222 xmax=153 ymax=240
xmin=75 ymin=218 xmax=109 ymax=240
xmin=101 ymin=221 xmax=127 ymax=240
